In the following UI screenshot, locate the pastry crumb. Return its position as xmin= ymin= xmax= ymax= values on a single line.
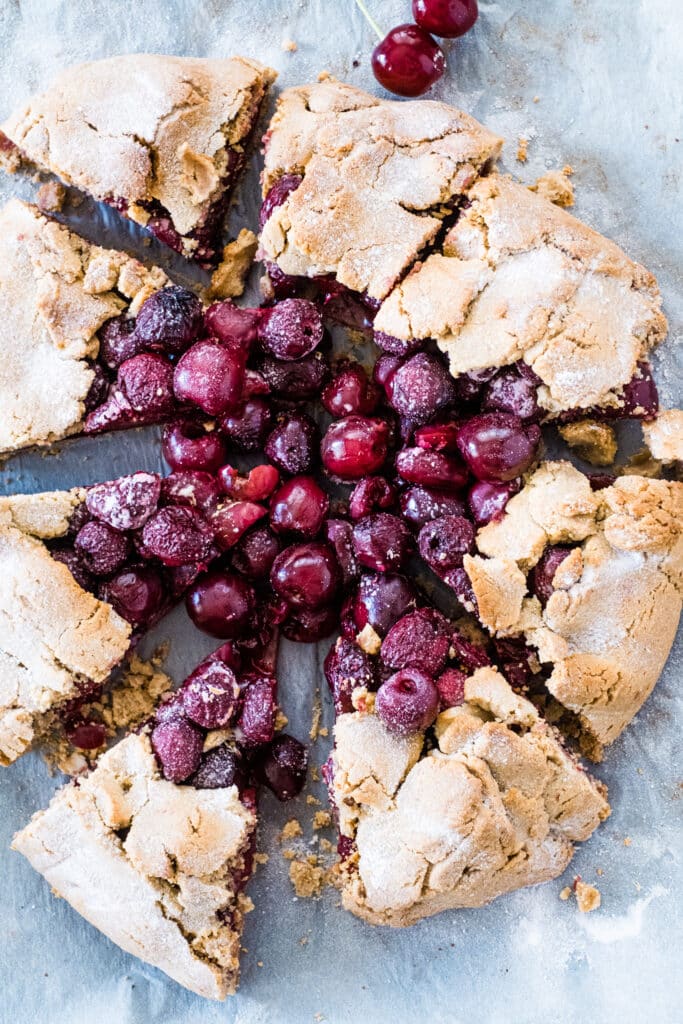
xmin=274 ymin=710 xmax=289 ymax=731
xmin=289 ymin=858 xmax=325 ymax=898
xmin=317 ymin=70 xmax=333 ymax=82
xmin=351 ymin=686 xmax=375 ymax=713
xmin=306 ymin=794 xmax=321 ymax=807
xmin=516 ymin=137 xmax=528 ymax=162
xmin=623 ymin=837 xmax=632 ymax=846
xmin=282 ymin=38 xmax=298 ymax=52
xmin=254 ymin=852 xmax=269 ymax=865
xmin=560 ymin=886 xmax=572 ymax=901
xmin=282 ymin=848 xmax=296 ymax=861
xmin=533 ymin=95 xmax=540 ymax=103
xmin=309 ymin=693 xmax=322 ymax=741
xmin=36 ymin=180 xmax=66 ymax=213
xmin=203 ymin=228 xmax=258 ymax=301
xmin=356 ymin=622 xmax=382 ymax=655
xmin=559 ymin=420 xmax=618 ymax=466
xmin=530 ymin=166 xmax=575 ymax=207
xmin=575 ymin=880 xmax=601 ymax=913
xmin=280 ymin=819 xmax=303 ymax=841
xmin=313 ymin=810 xmax=332 ymax=831
xmin=319 ymin=837 xmax=334 ymax=854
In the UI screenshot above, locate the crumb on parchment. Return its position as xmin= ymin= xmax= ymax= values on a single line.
xmin=516 ymin=137 xmax=528 ymax=162
xmin=530 ymin=166 xmax=575 ymax=207
xmin=280 ymin=819 xmax=303 ymax=841
xmin=290 ymin=857 xmax=325 ymax=898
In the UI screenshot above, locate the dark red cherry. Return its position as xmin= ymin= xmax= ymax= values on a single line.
xmin=66 ymin=719 xmax=107 ymax=750
xmin=456 ymin=413 xmax=541 ymax=482
xmin=220 ymin=398 xmax=273 ymax=451
xmin=373 ymin=330 xmax=424 ymax=357
xmin=191 ymin=743 xmax=246 ymax=791
xmin=98 ymin=315 xmax=140 ymax=369
xmin=418 ymin=514 xmax=475 ymax=574
xmin=238 ymin=678 xmax=277 ymax=746
xmin=231 ymin=526 xmax=281 ymax=581
xmin=270 ymin=543 xmax=340 ymax=610
xmin=86 ymin=472 xmax=160 ymax=531
xmin=270 ymin=476 xmax=329 ymax=537
xmin=181 ymin=661 xmax=241 ymax=729
xmin=186 ymin=570 xmax=255 ymax=638
xmin=134 ymin=285 xmax=203 ymax=355
xmin=352 ymin=513 xmax=412 ymax=572
xmin=174 ymin=341 xmax=245 ymax=416
xmin=372 ymin=24 xmax=445 ymax=98
xmin=385 ymin=351 xmax=455 ymax=426
xmin=349 ymin=476 xmax=396 ymax=520
xmin=259 ymin=174 xmax=303 ymax=229
xmin=373 ymin=353 xmax=404 ymax=389
xmin=74 ymin=521 xmax=130 ymax=577
xmin=100 ymin=564 xmax=166 ymax=627
xmin=414 ymin=421 xmax=461 ymax=453
xmin=483 ymin=366 xmax=540 ymax=423
xmin=436 ymin=667 xmax=467 ymax=709
xmin=396 ymin=447 xmax=469 ymax=492
xmin=381 ymin=608 xmax=450 ymax=676
xmin=376 ymin=668 xmax=439 ymax=735
xmin=412 ymin=0 xmax=478 ymax=38
xmin=50 ymin=547 xmax=94 ymax=592
xmin=468 ymin=479 xmax=517 ymax=525
xmin=219 ymin=464 xmax=280 ymax=502
xmin=255 ymin=734 xmax=308 ymax=801
xmin=529 ymin=545 xmax=574 ymax=606
xmin=203 ymin=300 xmax=260 ymax=350
xmin=324 ymin=519 xmax=360 ymax=587
xmin=258 ymin=299 xmax=323 ymax=360
xmin=400 ymin=486 xmax=466 ymax=528
xmin=265 ymin=412 xmax=319 ymax=475
xmin=162 ymin=419 xmax=227 ymax=473
xmin=151 ymin=716 xmax=204 ymax=783
xmin=619 ymin=361 xmax=659 ymax=420
xmin=85 ymin=354 xmax=176 ymax=432
xmin=321 ymin=416 xmax=391 ymax=480
xmin=259 ymin=352 xmax=330 ymax=398
xmin=160 ymin=471 xmax=222 ymax=514
xmin=321 ymin=362 xmax=380 ymax=417
xmin=324 ymin=637 xmax=377 ymax=715
xmin=210 ymin=500 xmax=268 ymax=550
xmin=353 ymin=573 xmax=417 ymax=636
xmin=141 ymin=506 xmax=215 ymax=566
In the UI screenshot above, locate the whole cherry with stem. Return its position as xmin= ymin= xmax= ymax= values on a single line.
xmin=353 ymin=0 xmax=446 ymax=97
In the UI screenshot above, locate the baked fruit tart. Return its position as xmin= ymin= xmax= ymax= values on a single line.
xmin=1 ymin=55 xmax=276 ymax=266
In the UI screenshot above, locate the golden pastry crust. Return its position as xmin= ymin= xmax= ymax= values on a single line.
xmin=13 ymin=733 xmax=255 ymax=1000
xmin=0 ymin=199 xmax=168 ymax=455
xmin=0 ymin=489 xmax=131 ymax=766
xmin=464 ymin=463 xmax=683 ymax=751
xmin=375 ymin=174 xmax=667 ymax=414
xmin=643 ymin=409 xmax=683 ymax=465
xmin=2 ymin=55 xmax=276 ymax=248
xmin=260 ymin=80 xmax=502 ymax=300
xmin=332 ymin=668 xmax=608 ymax=926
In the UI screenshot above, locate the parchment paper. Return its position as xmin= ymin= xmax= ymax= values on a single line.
xmin=0 ymin=2 xmax=681 ymax=1022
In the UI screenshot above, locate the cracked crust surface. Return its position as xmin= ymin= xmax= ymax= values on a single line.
xmin=2 ymin=55 xmax=276 ymax=244
xmin=464 ymin=463 xmax=683 ymax=750
xmin=0 ymin=199 xmax=167 ymax=455
xmin=13 ymin=733 xmax=255 ymax=1000
xmin=0 ymin=489 xmax=131 ymax=766
xmin=331 ymin=667 xmax=608 ymax=926
xmin=375 ymin=173 xmax=667 ymax=414
xmin=260 ymin=80 xmax=502 ymax=300
xmin=643 ymin=409 xmax=683 ymax=465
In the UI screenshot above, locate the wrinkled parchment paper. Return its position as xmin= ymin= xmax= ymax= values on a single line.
xmin=0 ymin=2 xmax=681 ymax=1022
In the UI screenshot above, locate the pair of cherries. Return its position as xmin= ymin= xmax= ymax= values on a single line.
xmin=357 ymin=0 xmax=478 ymax=97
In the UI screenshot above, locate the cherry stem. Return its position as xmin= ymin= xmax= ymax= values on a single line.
xmin=352 ymin=0 xmax=384 ymax=41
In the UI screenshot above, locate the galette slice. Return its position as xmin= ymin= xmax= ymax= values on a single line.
xmin=375 ymin=173 xmax=667 ymax=418
xmin=325 ymin=664 xmax=608 ymax=926
xmin=12 ymin=630 xmax=307 ymax=1001
xmin=0 ymin=465 xmax=282 ymax=766
xmin=1 ymin=54 xmax=276 ymax=266
xmin=0 ymin=198 xmax=175 ymax=455
xmin=259 ymin=79 xmax=502 ymax=312
xmin=461 ymin=462 xmax=683 ymax=755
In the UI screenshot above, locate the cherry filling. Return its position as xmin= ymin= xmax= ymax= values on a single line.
xmin=146 ymin=639 xmax=308 ymax=802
